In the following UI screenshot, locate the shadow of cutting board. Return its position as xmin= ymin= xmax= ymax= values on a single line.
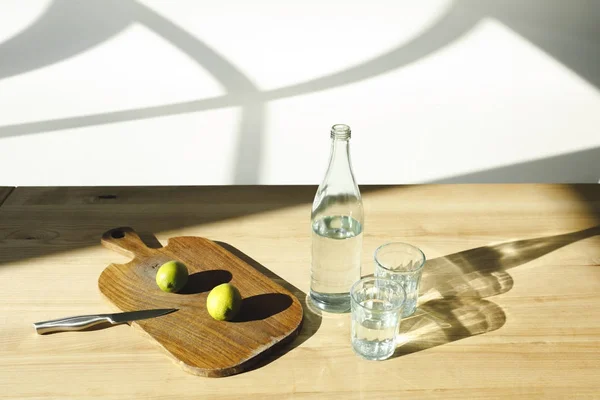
xmin=98 ymin=227 xmax=303 ymax=377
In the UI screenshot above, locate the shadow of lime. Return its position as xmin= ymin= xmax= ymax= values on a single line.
xmin=232 ymin=293 xmax=293 ymax=323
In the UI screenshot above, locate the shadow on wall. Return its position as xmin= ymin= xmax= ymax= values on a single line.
xmin=0 ymin=0 xmax=599 ymax=183
xmin=431 ymin=146 xmax=600 ymax=184
xmin=0 ymin=0 xmax=130 ymax=81
xmin=476 ymin=0 xmax=600 ymax=90
xmin=0 ymin=0 xmax=264 ymax=184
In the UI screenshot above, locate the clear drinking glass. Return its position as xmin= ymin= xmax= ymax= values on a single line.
xmin=350 ymin=277 xmax=406 ymax=360
xmin=374 ymin=243 xmax=426 ymax=317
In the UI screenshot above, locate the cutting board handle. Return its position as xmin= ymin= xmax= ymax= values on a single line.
xmin=101 ymin=227 xmax=153 ymax=259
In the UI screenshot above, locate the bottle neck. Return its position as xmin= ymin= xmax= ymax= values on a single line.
xmin=328 ymin=138 xmax=351 ymax=171
xmin=324 ymin=137 xmax=357 ymax=190
xmin=312 ymin=125 xmax=362 ymax=221
xmin=329 ymin=124 xmax=352 ymax=169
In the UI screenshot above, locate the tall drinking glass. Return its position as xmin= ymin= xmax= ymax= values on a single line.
xmin=374 ymin=243 xmax=426 ymax=317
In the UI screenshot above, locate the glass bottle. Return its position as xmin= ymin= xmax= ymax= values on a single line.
xmin=310 ymin=124 xmax=364 ymax=313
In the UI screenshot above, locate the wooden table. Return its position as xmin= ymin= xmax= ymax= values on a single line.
xmin=1 ymin=185 xmax=599 ymax=399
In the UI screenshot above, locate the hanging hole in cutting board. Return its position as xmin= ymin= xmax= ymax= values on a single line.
xmin=111 ymin=230 xmax=125 ymax=239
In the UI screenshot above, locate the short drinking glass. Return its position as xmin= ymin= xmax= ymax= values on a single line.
xmin=374 ymin=242 xmax=426 ymax=317
xmin=350 ymin=277 xmax=406 ymax=360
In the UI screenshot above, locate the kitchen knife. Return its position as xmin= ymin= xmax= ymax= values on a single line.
xmin=33 ymin=308 xmax=177 ymax=334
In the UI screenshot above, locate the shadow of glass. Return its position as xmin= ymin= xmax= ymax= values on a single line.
xmin=233 ymin=293 xmax=293 ymax=322
xmin=393 ymin=297 xmax=506 ymax=357
xmin=420 ymin=225 xmax=600 ymax=300
xmin=394 ymin=225 xmax=599 ymax=356
xmin=178 ymin=270 xmax=232 ymax=295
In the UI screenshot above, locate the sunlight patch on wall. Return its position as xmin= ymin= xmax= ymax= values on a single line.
xmin=0 ymin=23 xmax=224 ymax=126
xmin=0 ymin=107 xmax=240 ymax=186
xmin=0 ymin=0 xmax=51 ymax=44
xmin=261 ymin=18 xmax=600 ymax=184
xmin=139 ymin=0 xmax=454 ymax=91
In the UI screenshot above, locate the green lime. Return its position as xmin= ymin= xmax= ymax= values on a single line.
xmin=155 ymin=260 xmax=189 ymax=293
xmin=206 ymin=283 xmax=242 ymax=321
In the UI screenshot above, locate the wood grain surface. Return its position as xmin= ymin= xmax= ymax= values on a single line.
xmin=98 ymin=226 xmax=303 ymax=377
xmin=0 ymin=187 xmax=13 ymax=206
xmin=0 ymin=185 xmax=599 ymax=399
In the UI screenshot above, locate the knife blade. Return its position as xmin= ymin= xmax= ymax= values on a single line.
xmin=33 ymin=308 xmax=177 ymax=335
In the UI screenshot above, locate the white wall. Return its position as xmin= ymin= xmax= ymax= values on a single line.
xmin=0 ymin=0 xmax=598 ymax=186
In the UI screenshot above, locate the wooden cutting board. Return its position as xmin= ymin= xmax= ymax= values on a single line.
xmin=98 ymin=227 xmax=304 ymax=377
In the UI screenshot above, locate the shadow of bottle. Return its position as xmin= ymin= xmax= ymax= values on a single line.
xmin=214 ymin=241 xmax=322 ymax=366
xmin=392 ymin=225 xmax=599 ymax=358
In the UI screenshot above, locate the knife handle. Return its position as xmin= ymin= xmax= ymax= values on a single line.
xmin=33 ymin=314 xmax=114 ymax=335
